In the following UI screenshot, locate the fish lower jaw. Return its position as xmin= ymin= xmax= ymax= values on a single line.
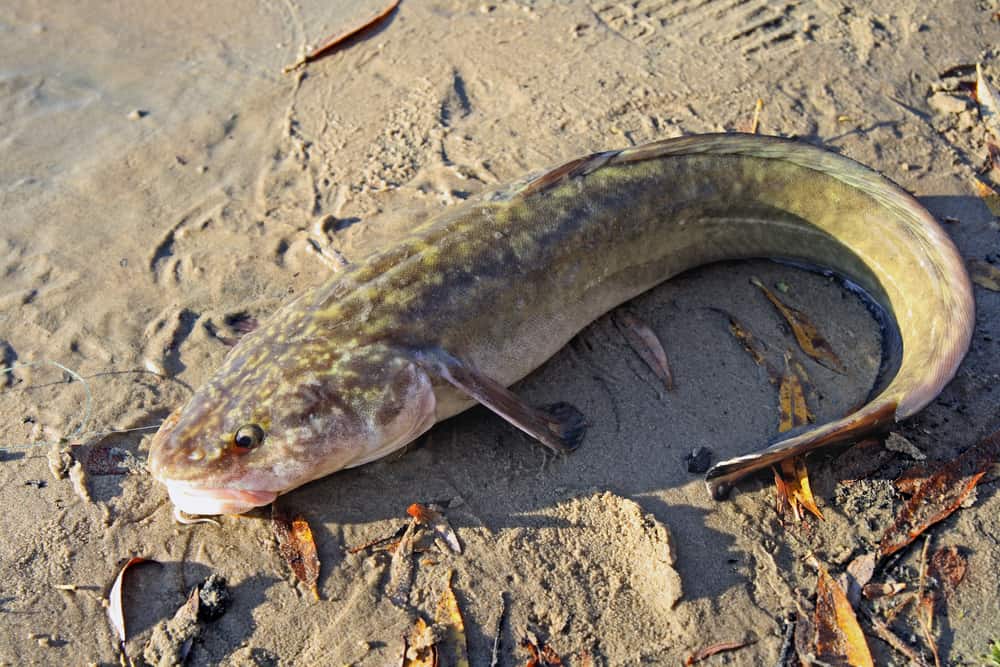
xmin=162 ymin=481 xmax=278 ymax=515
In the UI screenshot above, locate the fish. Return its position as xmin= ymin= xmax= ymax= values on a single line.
xmin=147 ymin=133 xmax=974 ymax=515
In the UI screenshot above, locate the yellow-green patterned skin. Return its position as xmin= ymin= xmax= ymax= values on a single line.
xmin=148 ymin=134 xmax=974 ymax=513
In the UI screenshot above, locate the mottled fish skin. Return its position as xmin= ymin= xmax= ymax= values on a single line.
xmin=148 ymin=134 xmax=974 ymax=513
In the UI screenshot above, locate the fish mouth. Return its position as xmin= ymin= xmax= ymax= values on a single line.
xmin=161 ymin=480 xmax=278 ymax=515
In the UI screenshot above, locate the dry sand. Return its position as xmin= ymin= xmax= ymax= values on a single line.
xmin=1 ymin=0 xmax=999 ymax=664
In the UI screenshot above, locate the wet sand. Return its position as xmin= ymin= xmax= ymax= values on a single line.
xmin=1 ymin=1 xmax=999 ymax=664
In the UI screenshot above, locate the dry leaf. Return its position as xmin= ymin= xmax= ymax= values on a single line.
xmin=778 ymin=457 xmax=824 ymax=521
xmin=721 ymin=309 xmax=780 ymax=382
xmin=778 ymin=353 xmax=813 ymax=432
xmin=750 ymin=98 xmax=764 ymax=134
xmin=773 ymin=355 xmax=822 ymax=520
xmin=407 ymin=503 xmax=462 ymax=554
xmin=879 ymin=430 xmax=1000 ymax=558
xmin=107 ymin=557 xmax=160 ymax=655
xmin=521 ymin=637 xmax=564 ymax=667
xmin=968 ymin=259 xmax=1000 ymax=291
xmin=613 ymin=310 xmax=674 ymax=391
xmin=974 ymin=179 xmax=1000 ymax=216
xmin=435 ymin=570 xmax=469 ymax=667
xmin=271 ymin=506 xmax=321 ymax=599
xmin=751 ymin=276 xmax=847 ymax=374
xmin=929 ymin=546 xmax=967 ymax=599
xmin=814 ymin=566 xmax=874 ymax=667
xmin=285 ymin=0 xmax=400 ymax=72
xmin=401 ymin=616 xmax=439 ymax=667
xmin=685 ymin=640 xmax=754 ymax=665
xmin=862 ymin=582 xmax=907 ymax=599
xmin=977 ymin=63 xmax=1000 ymax=142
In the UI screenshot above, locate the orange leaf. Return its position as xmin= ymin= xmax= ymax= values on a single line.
xmin=271 ymin=506 xmax=321 ymax=599
xmin=814 ymin=566 xmax=874 ymax=667
xmin=435 ymin=571 xmax=469 ymax=667
xmin=402 ymin=616 xmax=439 ymax=667
xmin=973 ymin=179 xmax=1000 ymax=216
xmin=879 ymin=431 xmax=1000 ymax=558
xmin=751 ymin=276 xmax=846 ymax=374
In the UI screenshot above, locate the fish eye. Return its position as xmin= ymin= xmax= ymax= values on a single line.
xmin=233 ymin=424 xmax=265 ymax=450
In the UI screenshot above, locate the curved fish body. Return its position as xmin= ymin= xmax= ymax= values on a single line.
xmin=148 ymin=134 xmax=974 ymax=514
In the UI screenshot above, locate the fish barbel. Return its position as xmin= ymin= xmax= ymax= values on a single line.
xmin=148 ymin=134 xmax=974 ymax=515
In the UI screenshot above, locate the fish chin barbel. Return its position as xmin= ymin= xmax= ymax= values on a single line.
xmin=148 ymin=133 xmax=974 ymax=514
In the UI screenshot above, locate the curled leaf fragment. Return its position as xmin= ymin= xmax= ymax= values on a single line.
xmin=720 ymin=309 xmax=779 ymax=382
xmin=613 ymin=310 xmax=674 ymax=391
xmin=685 ymin=639 xmax=754 ymax=665
xmin=107 ymin=557 xmax=161 ymax=655
xmin=751 ymin=276 xmax=846 ymax=374
xmin=271 ymin=506 xmax=321 ymax=599
xmin=284 ymin=0 xmax=400 ymax=72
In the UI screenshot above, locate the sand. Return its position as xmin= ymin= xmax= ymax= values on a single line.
xmin=1 ymin=0 xmax=999 ymax=664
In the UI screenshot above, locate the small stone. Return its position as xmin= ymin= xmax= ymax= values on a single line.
xmin=927 ymin=92 xmax=970 ymax=115
xmin=884 ymin=432 xmax=926 ymax=460
xmin=197 ymin=165 xmax=208 ymax=174
xmin=127 ymin=109 xmax=149 ymax=120
xmin=197 ymin=574 xmax=230 ymax=622
xmin=685 ymin=447 xmax=713 ymax=473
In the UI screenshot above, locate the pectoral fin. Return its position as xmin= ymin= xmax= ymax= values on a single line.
xmin=414 ymin=349 xmax=587 ymax=453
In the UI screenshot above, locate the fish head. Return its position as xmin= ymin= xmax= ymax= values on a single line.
xmin=148 ymin=332 xmax=437 ymax=516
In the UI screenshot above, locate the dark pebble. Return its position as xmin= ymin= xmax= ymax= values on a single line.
xmin=198 ymin=574 xmax=231 ymax=622
xmin=685 ymin=447 xmax=713 ymax=474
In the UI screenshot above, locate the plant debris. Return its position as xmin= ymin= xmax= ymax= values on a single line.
xmin=107 ymin=557 xmax=160 ymax=657
xmin=407 ymin=502 xmax=462 ymax=554
xmin=750 ymin=276 xmax=847 ymax=374
xmin=613 ymin=309 xmax=674 ymax=391
xmin=284 ymin=0 xmax=400 ymax=72
xmin=813 ymin=565 xmax=874 ymax=666
xmin=968 ymin=259 xmax=1000 ymax=291
xmin=773 ymin=353 xmax=822 ymax=521
xmin=685 ymin=639 xmax=754 ymax=665
xmin=271 ymin=505 xmax=321 ymax=599
xmin=434 ymin=570 xmax=469 ymax=667
xmin=879 ymin=430 xmax=1000 ymax=558
xmin=974 ymin=179 xmax=1000 ymax=216
xmin=720 ymin=309 xmax=779 ymax=382
xmin=401 ymin=616 xmax=439 ymax=667
xmin=521 ymin=637 xmax=564 ymax=667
